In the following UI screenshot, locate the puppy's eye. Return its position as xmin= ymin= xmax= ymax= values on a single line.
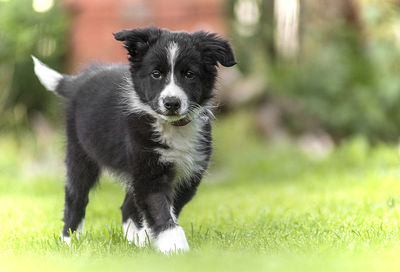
xmin=151 ymin=70 xmax=162 ymax=79
xmin=185 ymin=71 xmax=195 ymax=80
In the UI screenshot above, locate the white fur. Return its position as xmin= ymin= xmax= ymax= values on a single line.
xmin=168 ymin=42 xmax=179 ymax=62
xmin=170 ymin=206 xmax=177 ymax=223
xmin=154 ymin=225 xmax=189 ymax=254
xmin=120 ymin=76 xmax=158 ymax=118
xmin=32 ymin=55 xmax=63 ymax=92
xmin=153 ymin=117 xmax=209 ymax=183
xmin=123 ymin=218 xmax=151 ymax=247
xmin=123 ymin=218 xmax=138 ymax=243
xmin=76 ymin=218 xmax=85 ymax=236
xmin=135 ymin=227 xmax=151 ymax=247
xmin=158 ymin=43 xmax=189 ymax=115
xmin=62 ymin=235 xmax=71 ymax=246
xmin=60 ymin=218 xmax=85 ymax=246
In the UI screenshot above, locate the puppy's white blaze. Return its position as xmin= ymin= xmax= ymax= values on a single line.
xmin=123 ymin=218 xmax=151 ymax=247
xmin=168 ymin=42 xmax=179 ymax=65
xmin=158 ymin=43 xmax=189 ymax=115
xmin=32 ymin=55 xmax=63 ymax=92
xmin=154 ymin=225 xmax=189 ymax=254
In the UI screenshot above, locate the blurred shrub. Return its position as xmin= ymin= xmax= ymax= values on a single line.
xmin=229 ymin=0 xmax=400 ymax=142
xmin=0 ymin=0 xmax=67 ymax=132
xmin=269 ymin=29 xmax=400 ymax=142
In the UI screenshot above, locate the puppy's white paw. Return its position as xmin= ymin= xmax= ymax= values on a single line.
xmin=60 ymin=218 xmax=85 ymax=246
xmin=154 ymin=225 xmax=189 ymax=254
xmin=123 ymin=218 xmax=151 ymax=247
xmin=134 ymin=227 xmax=151 ymax=247
xmin=123 ymin=218 xmax=138 ymax=243
xmin=61 ymin=234 xmax=71 ymax=246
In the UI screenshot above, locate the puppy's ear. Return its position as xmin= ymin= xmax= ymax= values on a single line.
xmin=113 ymin=27 xmax=161 ymax=59
xmin=192 ymin=31 xmax=236 ymax=67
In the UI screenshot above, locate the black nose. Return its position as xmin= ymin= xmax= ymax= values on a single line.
xmin=163 ymin=97 xmax=181 ymax=112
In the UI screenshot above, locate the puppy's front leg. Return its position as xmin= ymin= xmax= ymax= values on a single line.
xmin=134 ymin=175 xmax=189 ymax=254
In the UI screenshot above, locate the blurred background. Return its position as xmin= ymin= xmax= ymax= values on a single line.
xmin=1 ymin=0 xmax=400 ymax=169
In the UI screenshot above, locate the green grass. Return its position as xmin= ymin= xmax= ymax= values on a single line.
xmin=2 ymin=111 xmax=400 ymax=271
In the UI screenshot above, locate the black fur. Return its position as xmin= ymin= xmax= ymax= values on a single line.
xmin=36 ymin=27 xmax=236 ymax=248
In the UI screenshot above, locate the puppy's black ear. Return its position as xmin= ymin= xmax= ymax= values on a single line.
xmin=193 ymin=31 xmax=236 ymax=67
xmin=113 ymin=27 xmax=161 ymax=59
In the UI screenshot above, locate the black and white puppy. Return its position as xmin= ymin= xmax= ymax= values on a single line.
xmin=32 ymin=27 xmax=236 ymax=254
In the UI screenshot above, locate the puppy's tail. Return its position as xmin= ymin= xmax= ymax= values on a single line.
xmin=32 ymin=56 xmax=72 ymax=98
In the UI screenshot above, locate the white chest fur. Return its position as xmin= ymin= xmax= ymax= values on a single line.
xmin=153 ymin=118 xmax=209 ymax=183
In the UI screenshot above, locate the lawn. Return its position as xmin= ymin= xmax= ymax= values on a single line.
xmin=2 ymin=111 xmax=400 ymax=271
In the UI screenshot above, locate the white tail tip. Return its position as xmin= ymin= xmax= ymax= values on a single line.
xmin=32 ymin=55 xmax=63 ymax=92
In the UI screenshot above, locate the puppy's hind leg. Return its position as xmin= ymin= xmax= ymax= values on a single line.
xmin=121 ymin=192 xmax=150 ymax=247
xmin=61 ymin=140 xmax=100 ymax=245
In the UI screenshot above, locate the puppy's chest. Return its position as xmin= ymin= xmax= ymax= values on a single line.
xmin=154 ymin=121 xmax=209 ymax=182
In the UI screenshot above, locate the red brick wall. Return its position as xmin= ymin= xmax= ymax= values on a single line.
xmin=62 ymin=0 xmax=228 ymax=72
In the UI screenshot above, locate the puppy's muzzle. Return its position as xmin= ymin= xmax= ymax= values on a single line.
xmin=163 ymin=96 xmax=181 ymax=115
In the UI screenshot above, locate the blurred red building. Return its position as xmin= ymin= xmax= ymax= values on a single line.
xmin=62 ymin=0 xmax=228 ymax=71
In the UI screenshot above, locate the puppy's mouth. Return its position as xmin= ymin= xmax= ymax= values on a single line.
xmin=157 ymin=113 xmax=192 ymax=127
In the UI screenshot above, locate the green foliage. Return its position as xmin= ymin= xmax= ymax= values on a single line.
xmin=269 ymin=29 xmax=400 ymax=141
xmin=2 ymin=112 xmax=400 ymax=271
xmin=0 ymin=0 xmax=67 ymax=130
xmin=229 ymin=0 xmax=400 ymax=142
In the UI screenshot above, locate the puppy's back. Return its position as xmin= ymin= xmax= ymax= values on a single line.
xmin=60 ymin=64 xmax=130 ymax=101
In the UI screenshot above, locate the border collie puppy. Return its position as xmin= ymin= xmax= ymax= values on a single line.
xmin=32 ymin=27 xmax=236 ymax=254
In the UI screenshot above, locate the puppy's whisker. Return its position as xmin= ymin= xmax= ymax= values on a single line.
xmin=186 ymin=101 xmax=216 ymax=121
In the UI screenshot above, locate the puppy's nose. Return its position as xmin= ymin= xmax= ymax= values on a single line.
xmin=163 ymin=96 xmax=181 ymax=112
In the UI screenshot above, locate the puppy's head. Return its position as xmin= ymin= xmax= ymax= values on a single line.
xmin=114 ymin=27 xmax=236 ymax=123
